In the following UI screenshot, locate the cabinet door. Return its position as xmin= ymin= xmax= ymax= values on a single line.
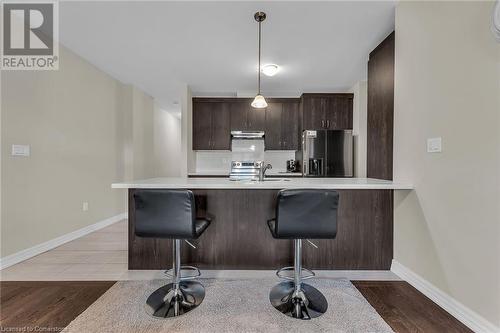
xmin=325 ymin=96 xmax=353 ymax=129
xmin=325 ymin=97 xmax=340 ymax=129
xmin=281 ymin=101 xmax=299 ymax=150
xmin=211 ymin=102 xmax=231 ymax=150
xmin=229 ymin=101 xmax=248 ymax=130
xmin=302 ymin=96 xmax=326 ymax=130
xmin=247 ymin=106 xmax=266 ymax=131
xmin=264 ymin=102 xmax=283 ymax=150
xmin=192 ymin=101 xmax=213 ymax=150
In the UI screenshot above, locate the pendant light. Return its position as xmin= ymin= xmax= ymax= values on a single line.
xmin=251 ymin=11 xmax=268 ymax=109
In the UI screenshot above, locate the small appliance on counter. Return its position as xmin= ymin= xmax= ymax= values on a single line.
xmin=296 ymin=129 xmax=353 ymax=177
xmin=229 ymin=161 xmax=263 ymax=181
xmin=286 ymin=159 xmax=298 ymax=173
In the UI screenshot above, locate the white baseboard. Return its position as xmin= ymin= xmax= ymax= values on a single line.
xmin=391 ymin=260 xmax=500 ymax=333
xmin=0 ymin=213 xmax=127 ymax=270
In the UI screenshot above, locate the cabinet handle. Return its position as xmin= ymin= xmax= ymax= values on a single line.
xmin=321 ymin=120 xmax=325 ymax=128
xmin=326 ymin=120 xmax=330 ymax=128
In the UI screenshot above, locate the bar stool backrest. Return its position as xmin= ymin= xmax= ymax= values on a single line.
xmin=275 ymin=189 xmax=339 ymax=239
xmin=133 ymin=189 xmax=196 ymax=239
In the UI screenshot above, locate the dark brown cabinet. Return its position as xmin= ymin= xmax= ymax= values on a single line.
xmin=301 ymin=93 xmax=353 ymax=130
xmin=265 ymin=100 xmax=299 ymax=150
xmin=229 ymin=100 xmax=266 ymax=131
xmin=367 ymin=32 xmax=394 ymax=180
xmin=193 ymin=94 xmax=353 ymax=151
xmin=192 ymin=99 xmax=231 ymax=150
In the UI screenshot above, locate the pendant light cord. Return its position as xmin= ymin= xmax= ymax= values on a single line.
xmin=258 ymin=20 xmax=261 ymax=95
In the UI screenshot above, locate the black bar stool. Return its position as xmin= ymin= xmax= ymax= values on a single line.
xmin=133 ymin=189 xmax=211 ymax=318
xmin=267 ymin=189 xmax=339 ymax=320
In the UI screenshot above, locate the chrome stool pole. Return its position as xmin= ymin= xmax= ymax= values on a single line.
xmin=145 ymin=239 xmax=205 ymax=318
xmin=270 ymin=239 xmax=328 ymax=320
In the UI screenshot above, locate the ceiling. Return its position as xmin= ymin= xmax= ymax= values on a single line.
xmin=59 ymin=1 xmax=395 ymax=112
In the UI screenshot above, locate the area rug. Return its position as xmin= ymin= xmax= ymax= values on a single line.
xmin=63 ymin=278 xmax=393 ymax=333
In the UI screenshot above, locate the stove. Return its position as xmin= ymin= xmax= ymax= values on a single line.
xmin=229 ymin=161 xmax=263 ymax=181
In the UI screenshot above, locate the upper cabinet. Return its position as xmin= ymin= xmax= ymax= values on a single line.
xmin=265 ymin=100 xmax=299 ymax=150
xmin=367 ymin=32 xmax=395 ymax=180
xmin=229 ymin=100 xmax=266 ymax=131
xmin=192 ymin=98 xmax=231 ymax=150
xmin=301 ymin=93 xmax=353 ymax=130
xmin=192 ymin=94 xmax=353 ymax=151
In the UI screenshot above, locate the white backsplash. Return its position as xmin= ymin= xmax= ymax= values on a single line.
xmin=196 ymin=139 xmax=295 ymax=173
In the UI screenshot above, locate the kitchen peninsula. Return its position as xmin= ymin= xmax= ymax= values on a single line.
xmin=112 ymin=177 xmax=412 ymax=270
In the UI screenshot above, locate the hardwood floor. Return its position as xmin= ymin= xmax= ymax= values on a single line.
xmin=0 ymin=280 xmax=471 ymax=332
xmin=353 ymin=281 xmax=473 ymax=333
xmin=0 ymin=281 xmax=115 ymax=331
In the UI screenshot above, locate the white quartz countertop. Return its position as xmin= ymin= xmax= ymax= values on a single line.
xmin=112 ymin=177 xmax=413 ymax=190
xmin=188 ymin=171 xmax=303 ymax=177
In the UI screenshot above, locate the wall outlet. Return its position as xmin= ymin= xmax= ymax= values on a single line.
xmin=82 ymin=202 xmax=89 ymax=211
xmin=427 ymin=137 xmax=442 ymax=153
xmin=11 ymin=144 xmax=30 ymax=157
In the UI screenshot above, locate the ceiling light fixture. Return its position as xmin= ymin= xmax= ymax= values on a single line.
xmin=261 ymin=64 xmax=279 ymax=77
xmin=251 ymin=11 xmax=268 ymax=109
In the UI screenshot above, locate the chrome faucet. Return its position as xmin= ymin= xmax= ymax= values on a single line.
xmin=259 ymin=163 xmax=273 ymax=181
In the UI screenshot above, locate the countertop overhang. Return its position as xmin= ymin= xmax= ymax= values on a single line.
xmin=112 ymin=177 xmax=413 ymax=190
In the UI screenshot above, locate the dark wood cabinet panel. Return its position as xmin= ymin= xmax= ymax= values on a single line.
xmin=282 ymin=101 xmax=299 ymax=150
xmin=128 ymin=189 xmax=393 ymax=270
xmin=193 ymin=95 xmax=351 ymax=152
xmin=367 ymin=32 xmax=394 ymax=180
xmin=192 ymin=99 xmax=231 ymax=150
xmin=247 ymin=107 xmax=266 ymax=131
xmin=192 ymin=101 xmax=213 ymax=150
xmin=301 ymin=93 xmax=353 ymax=131
xmin=229 ymin=101 xmax=248 ymax=130
xmin=264 ymin=100 xmax=299 ymax=151
xmin=302 ymin=189 xmax=393 ymax=270
xmin=228 ymin=99 xmax=265 ymax=131
xmin=265 ymin=102 xmax=283 ymax=150
xmin=325 ymin=95 xmax=353 ymax=129
xmin=211 ymin=103 xmax=231 ymax=150
xmin=302 ymin=95 xmax=326 ymax=130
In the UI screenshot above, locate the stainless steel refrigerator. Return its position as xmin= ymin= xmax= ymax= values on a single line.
xmin=296 ymin=130 xmax=353 ymax=177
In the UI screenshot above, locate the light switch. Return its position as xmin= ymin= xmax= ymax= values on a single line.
xmin=427 ymin=137 xmax=442 ymax=153
xmin=11 ymin=144 xmax=30 ymax=157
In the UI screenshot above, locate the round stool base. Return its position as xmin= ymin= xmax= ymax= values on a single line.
xmin=269 ymin=281 xmax=328 ymax=320
xmin=145 ymin=281 xmax=205 ymax=318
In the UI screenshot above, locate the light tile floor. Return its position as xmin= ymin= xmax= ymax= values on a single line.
xmin=0 ymin=220 xmax=400 ymax=281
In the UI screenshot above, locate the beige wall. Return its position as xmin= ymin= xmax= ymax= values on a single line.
xmin=153 ymin=104 xmax=182 ymax=177
xmin=132 ymin=86 xmax=155 ymax=180
xmin=350 ymin=80 xmax=368 ymax=177
xmin=1 ymin=46 xmax=126 ymax=256
xmin=1 ymin=45 xmax=156 ymax=257
xmin=394 ymin=1 xmax=500 ymax=328
xmin=181 ymin=85 xmax=195 ymax=176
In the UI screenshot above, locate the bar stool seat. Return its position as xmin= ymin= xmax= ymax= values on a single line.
xmin=267 ymin=189 xmax=339 ymax=320
xmin=134 ymin=189 xmax=211 ymax=318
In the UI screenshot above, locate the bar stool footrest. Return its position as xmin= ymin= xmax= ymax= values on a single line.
xmin=164 ymin=265 xmax=201 ymax=281
xmin=276 ymin=266 xmax=315 ymax=281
